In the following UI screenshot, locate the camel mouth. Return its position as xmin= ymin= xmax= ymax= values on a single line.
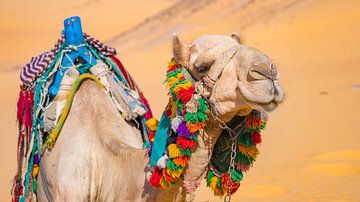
xmin=257 ymin=100 xmax=278 ymax=112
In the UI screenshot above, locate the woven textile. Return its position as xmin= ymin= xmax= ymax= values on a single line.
xmin=20 ymin=33 xmax=117 ymax=88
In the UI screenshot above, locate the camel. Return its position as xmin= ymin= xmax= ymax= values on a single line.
xmin=36 ymin=33 xmax=284 ymax=202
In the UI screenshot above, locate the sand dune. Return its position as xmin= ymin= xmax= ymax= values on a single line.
xmin=1 ymin=0 xmax=360 ymax=201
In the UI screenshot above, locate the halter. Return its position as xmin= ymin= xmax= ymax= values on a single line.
xmin=182 ymin=45 xmax=242 ymax=201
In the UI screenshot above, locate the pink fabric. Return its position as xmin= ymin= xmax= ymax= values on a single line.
xmin=110 ymin=55 xmax=153 ymax=119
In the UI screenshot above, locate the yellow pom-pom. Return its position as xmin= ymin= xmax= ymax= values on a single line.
xmin=176 ymin=72 xmax=183 ymax=79
xmin=160 ymin=177 xmax=170 ymax=189
xmin=209 ymin=176 xmax=218 ymax=191
xmin=166 ymin=167 xmax=184 ymax=179
xmin=173 ymin=82 xmax=192 ymax=94
xmin=168 ymin=60 xmax=177 ymax=68
xmin=32 ymin=164 xmax=40 ymax=178
xmin=173 ymin=157 xmax=187 ymax=167
xmin=168 ymin=144 xmax=181 ymax=158
xmin=146 ymin=118 xmax=159 ymax=132
xmin=238 ymin=145 xmax=259 ymax=159
xmin=167 ymin=77 xmax=180 ymax=87
xmin=170 ymin=102 xmax=178 ymax=119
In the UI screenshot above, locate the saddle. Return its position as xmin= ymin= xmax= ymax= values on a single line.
xmin=13 ymin=28 xmax=153 ymax=201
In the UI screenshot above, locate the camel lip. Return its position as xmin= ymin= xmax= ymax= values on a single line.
xmin=257 ymin=100 xmax=278 ymax=112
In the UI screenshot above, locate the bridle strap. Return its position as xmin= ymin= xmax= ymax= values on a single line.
xmin=203 ymin=45 xmax=240 ymax=91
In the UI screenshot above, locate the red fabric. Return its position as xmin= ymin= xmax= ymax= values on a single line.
xmin=110 ymin=55 xmax=153 ymax=119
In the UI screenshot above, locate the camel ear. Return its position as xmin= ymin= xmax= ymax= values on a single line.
xmin=173 ymin=35 xmax=191 ymax=66
xmin=231 ymin=32 xmax=242 ymax=44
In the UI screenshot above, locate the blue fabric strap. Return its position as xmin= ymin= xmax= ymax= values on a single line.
xmin=150 ymin=112 xmax=170 ymax=168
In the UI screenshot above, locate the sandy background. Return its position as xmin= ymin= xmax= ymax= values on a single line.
xmin=1 ymin=0 xmax=360 ymax=201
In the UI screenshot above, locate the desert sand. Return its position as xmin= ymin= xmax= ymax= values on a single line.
xmin=1 ymin=0 xmax=359 ymax=201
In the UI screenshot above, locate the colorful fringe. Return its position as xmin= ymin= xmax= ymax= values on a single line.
xmin=206 ymin=111 xmax=266 ymax=196
xmin=148 ymin=59 xmax=208 ymax=188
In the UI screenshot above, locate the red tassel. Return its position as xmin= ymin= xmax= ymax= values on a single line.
xmin=251 ymin=132 xmax=262 ymax=144
xmin=176 ymin=86 xmax=195 ymax=104
xmin=150 ymin=166 xmax=162 ymax=188
xmin=148 ymin=132 xmax=155 ymax=143
xmin=167 ymin=64 xmax=181 ymax=73
xmin=176 ymin=137 xmax=196 ymax=151
xmin=17 ymin=90 xmax=25 ymax=121
xmin=221 ymin=174 xmax=241 ymax=195
xmin=17 ymin=90 xmax=34 ymax=127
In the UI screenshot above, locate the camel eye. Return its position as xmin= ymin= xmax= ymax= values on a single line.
xmin=194 ymin=59 xmax=214 ymax=74
xmin=195 ymin=65 xmax=209 ymax=73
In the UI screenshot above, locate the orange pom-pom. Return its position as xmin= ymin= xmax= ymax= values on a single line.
xmin=186 ymin=122 xmax=202 ymax=133
xmin=173 ymin=156 xmax=188 ymax=167
xmin=162 ymin=168 xmax=176 ymax=183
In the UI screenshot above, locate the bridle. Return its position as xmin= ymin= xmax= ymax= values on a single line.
xmin=183 ymin=44 xmax=243 ymax=202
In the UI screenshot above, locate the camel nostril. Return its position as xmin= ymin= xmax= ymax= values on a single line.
xmin=248 ymin=65 xmax=272 ymax=81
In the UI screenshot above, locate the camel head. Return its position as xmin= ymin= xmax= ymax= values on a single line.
xmin=152 ymin=34 xmax=285 ymax=201
xmin=173 ymin=34 xmax=284 ymax=123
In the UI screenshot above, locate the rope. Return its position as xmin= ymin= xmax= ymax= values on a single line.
xmin=42 ymin=73 xmax=104 ymax=151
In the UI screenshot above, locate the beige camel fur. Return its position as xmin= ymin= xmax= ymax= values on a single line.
xmin=37 ymin=34 xmax=284 ymax=202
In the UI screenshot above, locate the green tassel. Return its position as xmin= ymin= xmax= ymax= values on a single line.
xmin=198 ymin=98 xmax=208 ymax=112
xmin=177 ymin=102 xmax=184 ymax=111
xmin=237 ymin=153 xmax=252 ymax=166
xmin=217 ymin=176 xmax=223 ymax=193
xmin=169 ymin=79 xmax=187 ymax=92
xmin=185 ymin=111 xmax=208 ymax=123
xmin=179 ymin=148 xmax=193 ymax=156
xmin=231 ymin=169 xmax=243 ymax=183
xmin=166 ymin=68 xmax=182 ymax=79
xmin=185 ymin=113 xmax=198 ymax=123
xmin=32 ymin=178 xmax=37 ymax=192
xmin=188 ymin=134 xmax=199 ymax=141
xmin=167 ymin=159 xmax=182 ymax=171
xmin=207 ymin=170 xmax=215 ymax=186
xmin=197 ymin=111 xmax=208 ymax=122
xmin=238 ymin=133 xmax=255 ymax=147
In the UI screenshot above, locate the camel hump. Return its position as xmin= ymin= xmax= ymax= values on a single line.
xmin=77 ymin=79 xmax=106 ymax=97
xmin=70 ymin=79 xmax=109 ymax=113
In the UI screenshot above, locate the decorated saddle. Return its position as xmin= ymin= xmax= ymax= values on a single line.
xmin=12 ymin=17 xmax=153 ymax=202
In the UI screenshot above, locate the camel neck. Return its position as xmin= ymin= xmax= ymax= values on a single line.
xmin=154 ymin=119 xmax=222 ymax=202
